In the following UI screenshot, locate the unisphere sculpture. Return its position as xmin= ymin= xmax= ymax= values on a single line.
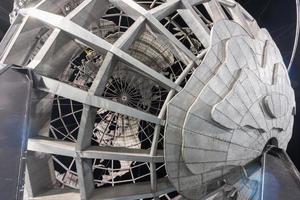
xmin=0 ymin=0 xmax=296 ymax=200
xmin=165 ymin=19 xmax=295 ymax=199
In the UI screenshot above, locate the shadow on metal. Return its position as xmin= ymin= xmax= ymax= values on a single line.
xmin=0 ymin=64 xmax=32 ymax=200
xmin=261 ymin=146 xmax=300 ymax=200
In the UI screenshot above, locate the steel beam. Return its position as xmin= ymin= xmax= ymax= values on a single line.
xmin=90 ymin=177 xmax=175 ymax=200
xmin=27 ymin=189 xmax=80 ymax=200
xmin=27 ymin=136 xmax=164 ymax=163
xmin=177 ymin=8 xmax=210 ymax=48
xmin=28 ymin=136 xmax=76 ymax=157
xmin=109 ymin=0 xmax=197 ymax=63
xmin=21 ymin=8 xmax=180 ymax=91
xmin=36 ymin=75 xmax=163 ymax=124
xmin=203 ymin=0 xmax=228 ymax=22
xmin=81 ymin=146 xmax=164 ymax=163
xmin=150 ymin=0 xmax=181 ymax=21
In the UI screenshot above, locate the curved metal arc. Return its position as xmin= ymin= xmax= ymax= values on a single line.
xmin=288 ymin=0 xmax=300 ymax=72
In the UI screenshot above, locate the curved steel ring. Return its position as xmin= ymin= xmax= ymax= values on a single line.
xmin=288 ymin=0 xmax=300 ymax=71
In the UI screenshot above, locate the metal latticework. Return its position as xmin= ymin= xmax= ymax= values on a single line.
xmin=0 ymin=0 xmax=296 ymax=200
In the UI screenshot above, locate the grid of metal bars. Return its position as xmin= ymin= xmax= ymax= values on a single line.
xmin=0 ymin=0 xmax=263 ymax=199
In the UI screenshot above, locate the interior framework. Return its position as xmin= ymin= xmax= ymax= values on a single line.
xmin=0 ymin=0 xmax=274 ymax=199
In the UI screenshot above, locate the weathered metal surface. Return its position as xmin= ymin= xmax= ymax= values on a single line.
xmin=0 ymin=66 xmax=31 ymax=200
xmin=0 ymin=0 xmax=297 ymax=200
xmin=164 ymin=19 xmax=295 ymax=199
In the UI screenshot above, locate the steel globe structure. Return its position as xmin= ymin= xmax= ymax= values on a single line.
xmin=0 ymin=0 xmax=297 ymax=200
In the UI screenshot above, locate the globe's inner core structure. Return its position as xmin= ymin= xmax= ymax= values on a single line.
xmin=0 ymin=0 xmax=296 ymax=200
